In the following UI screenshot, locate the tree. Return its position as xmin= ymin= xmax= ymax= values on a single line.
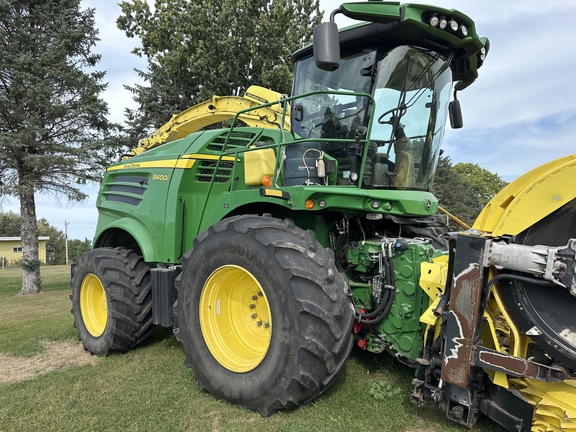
xmin=0 ymin=0 xmax=118 ymax=294
xmin=432 ymin=155 xmax=482 ymax=230
xmin=68 ymin=238 xmax=92 ymax=263
xmin=37 ymin=218 xmax=66 ymax=265
xmin=117 ymin=0 xmax=322 ymax=141
xmin=0 ymin=211 xmax=21 ymax=237
xmin=453 ymin=162 xmax=508 ymax=207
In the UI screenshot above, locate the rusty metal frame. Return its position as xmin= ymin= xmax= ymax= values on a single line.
xmin=441 ymin=234 xmax=488 ymax=388
xmin=441 ymin=233 xmax=570 ymax=388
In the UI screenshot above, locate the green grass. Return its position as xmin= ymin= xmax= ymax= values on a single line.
xmin=0 ymin=268 xmax=505 ymax=432
xmin=0 ymin=265 xmax=75 ymax=356
xmin=0 ymin=264 xmax=71 ymax=297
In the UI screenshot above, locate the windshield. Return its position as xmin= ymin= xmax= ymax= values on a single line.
xmin=371 ymin=46 xmax=452 ymax=190
xmin=291 ymin=45 xmax=452 ymax=191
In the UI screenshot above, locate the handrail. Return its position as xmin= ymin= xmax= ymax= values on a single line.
xmin=196 ymin=90 xmax=376 ymax=228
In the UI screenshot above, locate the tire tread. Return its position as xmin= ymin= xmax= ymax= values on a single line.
xmin=173 ymin=215 xmax=353 ymax=416
xmin=70 ymin=247 xmax=155 ymax=356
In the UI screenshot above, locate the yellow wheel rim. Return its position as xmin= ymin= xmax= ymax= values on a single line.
xmin=80 ymin=273 xmax=108 ymax=337
xmin=199 ymin=265 xmax=272 ymax=372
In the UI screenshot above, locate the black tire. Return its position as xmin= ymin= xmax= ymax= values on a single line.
xmin=173 ymin=215 xmax=354 ymax=416
xmin=70 ymin=247 xmax=155 ymax=356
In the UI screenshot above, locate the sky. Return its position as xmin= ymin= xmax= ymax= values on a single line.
xmin=2 ymin=0 xmax=576 ymax=240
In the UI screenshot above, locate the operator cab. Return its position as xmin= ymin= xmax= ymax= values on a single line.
xmin=292 ymin=43 xmax=451 ymax=191
xmin=290 ymin=4 xmax=488 ymax=192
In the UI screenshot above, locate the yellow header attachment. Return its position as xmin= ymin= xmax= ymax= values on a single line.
xmin=129 ymin=86 xmax=290 ymax=157
xmin=473 ymin=153 xmax=576 ymax=237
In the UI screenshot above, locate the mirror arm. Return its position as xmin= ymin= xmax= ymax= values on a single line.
xmin=330 ymin=8 xmax=342 ymax=22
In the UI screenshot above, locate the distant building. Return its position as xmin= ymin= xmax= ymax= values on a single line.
xmin=0 ymin=237 xmax=50 ymax=266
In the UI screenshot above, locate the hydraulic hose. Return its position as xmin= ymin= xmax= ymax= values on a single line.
xmin=487 ymin=273 xmax=554 ymax=291
xmin=356 ymin=248 xmax=392 ymax=319
xmin=356 ymin=251 xmax=396 ymax=324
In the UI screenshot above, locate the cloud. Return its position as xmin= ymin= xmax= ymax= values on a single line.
xmin=444 ymin=113 xmax=576 ymax=181
xmin=83 ymin=0 xmax=147 ymax=124
xmin=439 ymin=5 xmax=576 ymax=180
xmin=4 ymin=0 xmax=575 ymax=240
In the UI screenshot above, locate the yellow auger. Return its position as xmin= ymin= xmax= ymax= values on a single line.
xmin=129 ymin=85 xmax=290 ymax=157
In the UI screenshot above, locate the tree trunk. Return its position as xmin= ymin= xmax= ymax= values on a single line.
xmin=18 ymin=178 xmax=41 ymax=295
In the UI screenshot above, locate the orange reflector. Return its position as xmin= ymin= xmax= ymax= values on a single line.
xmin=305 ymin=199 xmax=314 ymax=209
xmin=262 ymin=175 xmax=272 ymax=188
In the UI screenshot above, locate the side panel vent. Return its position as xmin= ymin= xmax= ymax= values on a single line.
xmin=196 ymin=161 xmax=234 ymax=183
xmin=206 ymin=130 xmax=257 ymax=152
xmin=103 ymin=175 xmax=148 ymax=205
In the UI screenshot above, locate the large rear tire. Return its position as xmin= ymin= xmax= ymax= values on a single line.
xmin=70 ymin=247 xmax=155 ymax=356
xmin=173 ymin=215 xmax=354 ymax=416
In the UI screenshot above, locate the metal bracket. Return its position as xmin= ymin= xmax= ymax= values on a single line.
xmin=473 ymin=346 xmax=567 ymax=382
xmin=483 ymin=238 xmax=576 ymax=293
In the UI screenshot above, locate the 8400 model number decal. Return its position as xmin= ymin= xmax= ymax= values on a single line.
xmin=152 ymin=174 xmax=169 ymax=181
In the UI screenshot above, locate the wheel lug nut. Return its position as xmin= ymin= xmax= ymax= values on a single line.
xmin=257 ymin=291 xmax=263 ymax=297
xmin=263 ymin=323 xmax=270 ymax=329
xmin=249 ymin=304 xmax=256 ymax=309
xmin=256 ymin=321 xmax=263 ymax=327
xmin=251 ymin=314 xmax=257 ymax=319
xmin=251 ymin=295 xmax=258 ymax=300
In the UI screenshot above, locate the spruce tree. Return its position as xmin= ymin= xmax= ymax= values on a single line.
xmin=0 ymin=0 xmax=115 ymax=294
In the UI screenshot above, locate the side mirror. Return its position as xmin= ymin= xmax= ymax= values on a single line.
xmin=313 ymin=22 xmax=340 ymax=71
xmin=449 ymin=99 xmax=463 ymax=129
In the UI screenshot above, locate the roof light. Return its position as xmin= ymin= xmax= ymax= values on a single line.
xmin=439 ymin=17 xmax=447 ymax=29
xmin=480 ymin=47 xmax=486 ymax=61
xmin=449 ymin=20 xmax=459 ymax=32
xmin=429 ymin=15 xmax=439 ymax=27
xmin=459 ymin=25 xmax=468 ymax=37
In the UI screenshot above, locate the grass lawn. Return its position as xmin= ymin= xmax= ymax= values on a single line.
xmin=0 ymin=266 xmax=504 ymax=432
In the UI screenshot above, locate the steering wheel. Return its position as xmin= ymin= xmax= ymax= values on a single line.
xmin=377 ymin=107 xmax=405 ymax=125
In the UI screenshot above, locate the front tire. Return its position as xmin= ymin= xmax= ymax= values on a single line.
xmin=173 ymin=215 xmax=354 ymax=416
xmin=70 ymin=247 xmax=155 ymax=355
